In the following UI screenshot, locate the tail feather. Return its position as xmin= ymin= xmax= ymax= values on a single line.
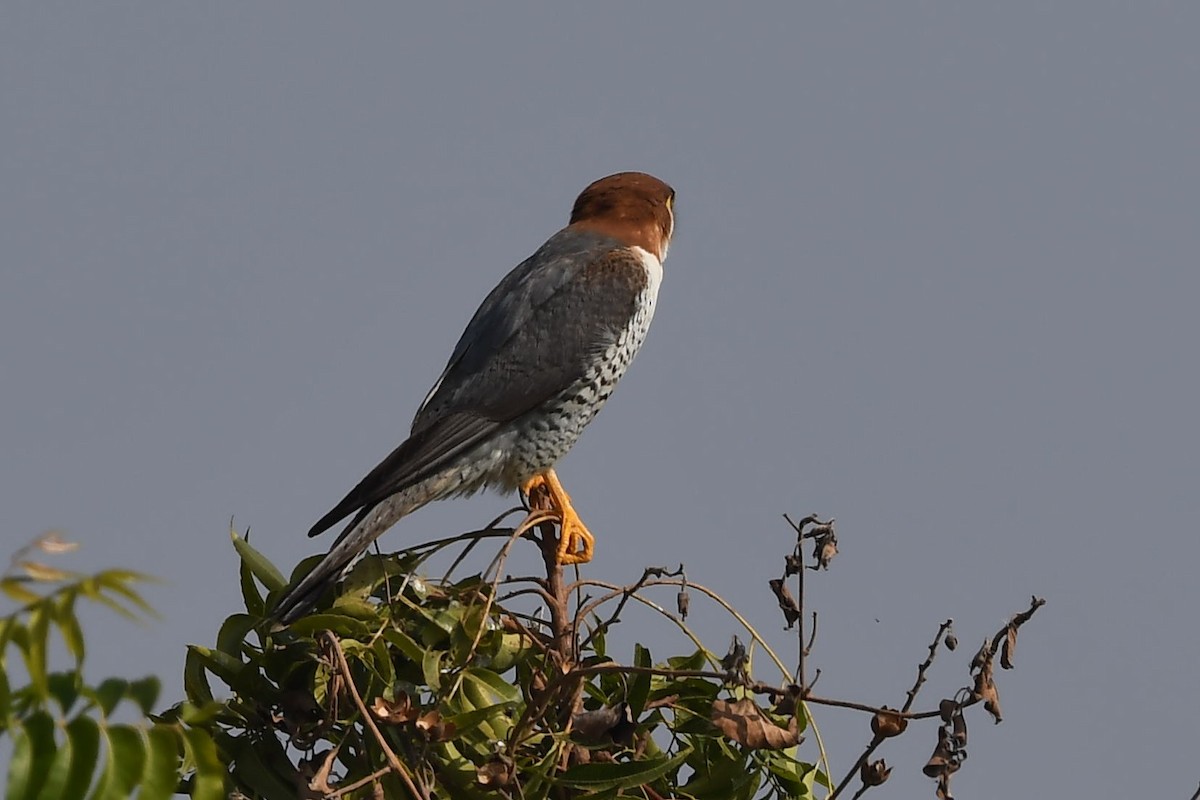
xmin=273 ymin=511 xmax=377 ymax=624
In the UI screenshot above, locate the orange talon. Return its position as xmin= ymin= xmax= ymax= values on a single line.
xmin=520 ymin=469 xmax=595 ymax=564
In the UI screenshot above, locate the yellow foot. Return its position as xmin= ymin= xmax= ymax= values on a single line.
xmin=520 ymin=469 xmax=595 ymax=565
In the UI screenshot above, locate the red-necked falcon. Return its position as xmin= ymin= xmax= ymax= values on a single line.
xmin=273 ymin=172 xmax=675 ymax=623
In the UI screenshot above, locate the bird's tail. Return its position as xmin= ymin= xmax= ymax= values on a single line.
xmin=271 ymin=491 xmax=428 ymax=624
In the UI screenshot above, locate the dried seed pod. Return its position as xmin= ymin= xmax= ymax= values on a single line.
xmin=870 ymin=706 xmax=908 ymax=738
xmin=860 ymin=758 xmax=892 ymax=787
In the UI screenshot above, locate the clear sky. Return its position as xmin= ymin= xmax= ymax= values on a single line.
xmin=3 ymin=5 xmax=1197 ymax=797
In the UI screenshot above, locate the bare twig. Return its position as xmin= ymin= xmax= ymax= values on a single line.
xmin=904 ymin=619 xmax=954 ymax=713
xmin=320 ymin=631 xmax=428 ymax=800
xmin=576 ymin=564 xmax=685 ymax=654
xmin=326 ymin=766 xmax=392 ymax=799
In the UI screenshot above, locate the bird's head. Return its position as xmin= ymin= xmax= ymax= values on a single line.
xmin=569 ymin=172 xmax=675 ymax=263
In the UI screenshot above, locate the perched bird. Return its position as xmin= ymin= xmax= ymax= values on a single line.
xmin=273 ymin=172 xmax=675 ymax=623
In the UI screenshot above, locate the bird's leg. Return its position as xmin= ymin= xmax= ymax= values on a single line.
xmin=520 ymin=469 xmax=594 ymax=565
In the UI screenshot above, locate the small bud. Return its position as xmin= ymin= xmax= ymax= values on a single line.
xmin=945 ymin=632 xmax=958 ymax=651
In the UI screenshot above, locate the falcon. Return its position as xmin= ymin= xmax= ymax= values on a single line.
xmin=273 ymin=172 xmax=675 ymax=623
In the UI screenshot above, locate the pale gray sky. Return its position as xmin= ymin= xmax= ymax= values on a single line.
xmin=3 ymin=5 xmax=1198 ymax=796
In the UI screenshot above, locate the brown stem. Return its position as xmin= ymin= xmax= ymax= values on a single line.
xmin=321 ymin=630 xmax=428 ymax=800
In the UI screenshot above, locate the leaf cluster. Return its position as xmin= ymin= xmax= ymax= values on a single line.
xmin=1 ymin=536 xmax=223 ymax=799
xmin=176 ymin=526 xmax=824 ymax=799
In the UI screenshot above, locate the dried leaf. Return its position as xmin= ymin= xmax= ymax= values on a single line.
xmin=20 ymin=561 xmax=71 ymax=581
xmin=676 ymin=588 xmax=690 ymax=619
xmin=711 ymin=698 xmax=801 ymax=750
xmin=720 ymin=636 xmax=748 ymax=674
xmin=951 ymin=703 xmax=968 ymax=746
xmin=923 ymin=727 xmax=961 ymax=778
xmin=1000 ymin=624 xmax=1018 ymax=670
xmin=36 ymin=532 xmax=79 ymax=554
xmin=812 ymin=531 xmax=838 ymax=569
xmin=973 ymin=670 xmax=1002 ymax=723
xmin=944 ymin=632 xmax=958 ymax=651
xmin=768 ymin=579 xmax=800 ymax=628
xmin=970 ymin=639 xmax=990 ymax=673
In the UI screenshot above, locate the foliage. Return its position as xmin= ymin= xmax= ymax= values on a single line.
xmin=179 ymin=514 xmax=826 ymax=799
xmin=3 ymin=512 xmax=1044 ymax=799
xmin=0 ymin=533 xmax=225 ymax=800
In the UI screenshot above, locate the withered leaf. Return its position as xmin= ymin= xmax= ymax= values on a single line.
xmin=812 ymin=532 xmax=838 ymax=569
xmin=970 ymin=639 xmax=990 ymax=673
xmin=36 ymin=532 xmax=80 ymax=553
xmin=720 ymin=636 xmax=748 ymax=674
xmin=973 ymin=670 xmax=1002 ymax=723
xmin=1000 ymin=624 xmax=1018 ymax=670
xmin=768 ymin=579 xmax=800 ymax=628
xmin=923 ymin=727 xmax=960 ymax=778
xmin=711 ymin=698 xmax=801 ymax=750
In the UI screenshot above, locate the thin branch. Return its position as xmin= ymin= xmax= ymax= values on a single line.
xmin=320 ymin=630 xmax=428 ymax=800
xmin=326 ymin=766 xmax=392 ymax=799
xmin=576 ymin=565 xmax=685 ymax=653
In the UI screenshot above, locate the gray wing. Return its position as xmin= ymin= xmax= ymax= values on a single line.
xmin=307 ymin=228 xmax=643 ymax=538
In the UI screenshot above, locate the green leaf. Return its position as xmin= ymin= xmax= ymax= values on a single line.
xmin=1 ymin=576 xmax=41 ymax=605
xmin=285 ymin=613 xmax=371 ymax=639
xmin=667 ymin=649 xmax=709 ymax=671
xmin=461 ymin=667 xmax=520 ymax=705
xmin=682 ymin=752 xmax=759 ymax=799
xmin=238 ymin=559 xmax=265 ymax=618
xmin=181 ymin=728 xmax=226 ymax=800
xmin=52 ymin=590 xmax=86 ymax=665
xmin=185 ymin=646 xmax=253 ymax=695
xmin=628 ymin=644 xmax=652 ymax=717
xmin=422 ymin=647 xmax=444 ymax=691
xmin=91 ymin=724 xmax=145 ymax=800
xmin=47 ymin=671 xmax=82 ymax=716
xmin=226 ymin=732 xmax=296 ymax=800
xmin=34 ymin=716 xmax=76 ymax=800
xmin=94 ymin=571 xmax=158 ymax=618
xmin=230 ymin=529 xmax=286 ymax=594
xmin=215 ymin=614 xmax=258 ymax=659
xmin=381 ymin=627 xmax=427 ymax=664
xmin=556 ymin=747 xmax=692 ymax=792
xmin=140 ymin=724 xmax=182 ymax=800
xmin=22 ymin=602 xmax=51 ymax=700
xmin=60 ymin=716 xmax=101 ymax=800
xmin=90 ymin=678 xmax=130 ymax=717
xmin=7 ymin=710 xmax=57 ymax=800
xmin=183 ymin=648 xmax=215 ymax=705
xmin=128 ymin=676 xmax=161 ymax=716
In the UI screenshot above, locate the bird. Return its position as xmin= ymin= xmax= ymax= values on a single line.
xmin=272 ymin=171 xmax=675 ymax=623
